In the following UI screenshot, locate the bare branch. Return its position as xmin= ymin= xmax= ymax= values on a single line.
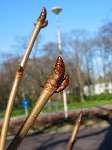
xmin=7 ymin=56 xmax=69 ymax=150
xmin=67 ymin=112 xmax=82 ymax=150
xmin=0 ymin=7 xmax=48 ymax=150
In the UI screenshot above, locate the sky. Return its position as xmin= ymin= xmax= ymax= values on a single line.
xmin=0 ymin=0 xmax=112 ymax=55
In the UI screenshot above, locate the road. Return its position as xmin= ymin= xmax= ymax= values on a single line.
xmin=7 ymin=125 xmax=112 ymax=150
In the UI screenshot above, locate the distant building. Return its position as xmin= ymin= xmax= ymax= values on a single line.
xmin=84 ymin=82 xmax=112 ymax=96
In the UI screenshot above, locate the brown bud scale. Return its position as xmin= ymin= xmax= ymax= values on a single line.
xmin=44 ymin=56 xmax=69 ymax=94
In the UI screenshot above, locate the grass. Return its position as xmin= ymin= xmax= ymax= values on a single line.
xmin=68 ymin=99 xmax=112 ymax=110
xmin=0 ymin=94 xmax=112 ymax=118
xmin=0 ymin=109 xmax=24 ymax=118
xmin=0 ymin=107 xmax=34 ymax=118
xmin=42 ymin=97 xmax=112 ymax=112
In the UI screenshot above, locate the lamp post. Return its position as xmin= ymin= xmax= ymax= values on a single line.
xmin=51 ymin=6 xmax=62 ymax=55
xmin=51 ymin=6 xmax=68 ymax=118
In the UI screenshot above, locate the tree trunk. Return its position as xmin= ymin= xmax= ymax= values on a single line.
xmin=76 ymin=64 xmax=84 ymax=102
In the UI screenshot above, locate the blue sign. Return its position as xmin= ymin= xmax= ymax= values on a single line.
xmin=22 ymin=99 xmax=29 ymax=109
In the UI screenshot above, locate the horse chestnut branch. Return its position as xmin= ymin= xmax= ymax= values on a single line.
xmin=7 ymin=56 xmax=69 ymax=150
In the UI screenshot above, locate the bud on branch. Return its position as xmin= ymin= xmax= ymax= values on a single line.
xmin=0 ymin=7 xmax=48 ymax=150
xmin=44 ymin=56 xmax=69 ymax=94
xmin=7 ymin=56 xmax=69 ymax=150
xmin=37 ymin=7 xmax=48 ymax=28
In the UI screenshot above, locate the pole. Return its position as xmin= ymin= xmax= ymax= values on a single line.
xmin=25 ymin=108 xmax=28 ymax=116
xmin=63 ymin=89 xmax=68 ymax=118
xmin=56 ymin=15 xmax=62 ymax=55
xmin=56 ymin=11 xmax=68 ymax=118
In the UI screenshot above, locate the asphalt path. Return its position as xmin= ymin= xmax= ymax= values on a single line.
xmin=7 ymin=125 xmax=112 ymax=150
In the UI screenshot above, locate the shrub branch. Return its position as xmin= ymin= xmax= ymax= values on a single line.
xmin=7 ymin=56 xmax=69 ymax=150
xmin=0 ymin=7 xmax=48 ymax=150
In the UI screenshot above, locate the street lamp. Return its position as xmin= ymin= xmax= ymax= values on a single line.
xmin=51 ymin=6 xmax=62 ymax=55
xmin=51 ymin=7 xmax=62 ymax=14
xmin=51 ymin=6 xmax=68 ymax=118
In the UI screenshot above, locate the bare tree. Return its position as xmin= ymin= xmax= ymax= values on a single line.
xmin=96 ymin=22 xmax=112 ymax=82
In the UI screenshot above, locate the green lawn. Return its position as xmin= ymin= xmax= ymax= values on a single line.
xmin=68 ymin=99 xmax=112 ymax=109
xmin=0 ymin=107 xmax=34 ymax=118
xmin=42 ymin=98 xmax=112 ymax=112
xmin=0 ymin=95 xmax=112 ymax=118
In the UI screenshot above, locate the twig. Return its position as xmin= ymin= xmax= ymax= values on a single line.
xmin=7 ymin=56 xmax=69 ymax=150
xmin=0 ymin=7 xmax=48 ymax=150
xmin=67 ymin=112 xmax=82 ymax=150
